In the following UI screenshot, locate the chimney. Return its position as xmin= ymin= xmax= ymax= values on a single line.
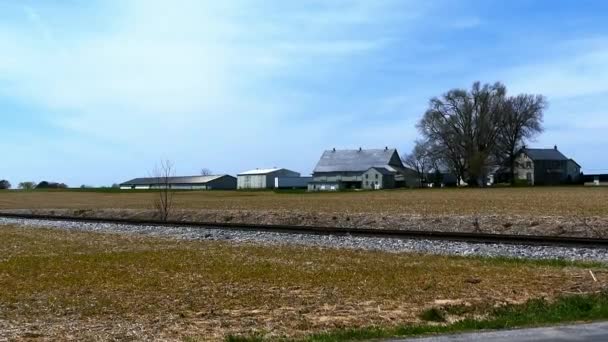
xmin=554 ymin=145 xmax=558 ymax=150
xmin=358 ymin=147 xmax=362 ymax=152
xmin=332 ymin=147 xmax=336 ymax=152
xmin=385 ymin=146 xmax=388 ymax=151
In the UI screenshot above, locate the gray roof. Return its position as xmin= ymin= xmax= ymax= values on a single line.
xmin=238 ymin=168 xmax=293 ymax=176
xmin=368 ymin=167 xmax=395 ymax=175
xmin=313 ymin=148 xmax=403 ymax=173
xmin=120 ymin=175 xmax=233 ymax=186
xmin=521 ymin=148 xmax=568 ymax=161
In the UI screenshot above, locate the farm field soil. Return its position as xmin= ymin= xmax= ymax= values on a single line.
xmin=0 ymin=225 xmax=606 ymax=341
xmin=1 ymin=187 xmax=608 ymax=237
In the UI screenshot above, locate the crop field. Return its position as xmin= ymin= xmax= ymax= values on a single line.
xmin=2 ymin=187 xmax=608 ymax=238
xmin=1 ymin=225 xmax=607 ymax=341
xmin=1 ymin=187 xmax=607 ymax=216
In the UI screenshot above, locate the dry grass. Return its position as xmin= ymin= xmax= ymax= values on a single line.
xmin=0 ymin=225 xmax=606 ymax=341
xmin=1 ymin=187 xmax=608 ymax=216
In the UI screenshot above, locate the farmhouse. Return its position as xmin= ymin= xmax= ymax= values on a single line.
xmin=119 ymin=175 xmax=237 ymax=190
xmin=514 ymin=146 xmax=581 ymax=185
xmin=237 ymin=168 xmax=302 ymax=189
xmin=308 ymin=147 xmax=416 ymax=191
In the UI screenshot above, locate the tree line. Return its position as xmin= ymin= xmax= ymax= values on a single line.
xmin=0 ymin=181 xmax=69 ymax=190
xmin=404 ymin=81 xmax=546 ymax=187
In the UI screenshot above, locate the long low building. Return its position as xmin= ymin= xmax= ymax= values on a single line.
xmin=120 ymin=175 xmax=237 ymax=190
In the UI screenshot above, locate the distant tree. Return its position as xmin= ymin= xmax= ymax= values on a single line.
xmin=403 ymin=141 xmax=433 ymax=187
xmin=152 ymin=159 xmax=175 ymax=222
xmin=0 ymin=180 xmax=11 ymax=190
xmin=36 ymin=181 xmax=68 ymax=189
xmin=36 ymin=181 xmax=50 ymax=189
xmin=496 ymin=94 xmax=546 ymax=185
xmin=18 ymin=182 xmax=36 ymax=190
xmin=200 ymin=168 xmax=213 ymax=176
xmin=111 ymin=183 xmax=120 ymax=189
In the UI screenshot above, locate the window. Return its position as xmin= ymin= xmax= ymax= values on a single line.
xmin=375 ymin=174 xmax=379 ymax=179
xmin=365 ymin=181 xmax=369 ymax=186
xmin=365 ymin=174 xmax=369 ymax=179
xmin=526 ymin=162 xmax=532 ymax=168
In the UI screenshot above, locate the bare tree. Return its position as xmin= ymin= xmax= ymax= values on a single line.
xmin=200 ymin=168 xmax=213 ymax=176
xmin=418 ymin=82 xmax=507 ymax=187
xmin=403 ymin=141 xmax=433 ymax=187
xmin=496 ymin=94 xmax=546 ymax=184
xmin=152 ymin=159 xmax=175 ymax=221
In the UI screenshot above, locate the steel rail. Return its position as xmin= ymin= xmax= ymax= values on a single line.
xmin=1 ymin=212 xmax=607 ymax=248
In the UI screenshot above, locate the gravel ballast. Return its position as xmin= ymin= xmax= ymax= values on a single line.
xmin=2 ymin=217 xmax=608 ymax=262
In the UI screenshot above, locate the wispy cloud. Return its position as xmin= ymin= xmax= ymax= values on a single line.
xmin=1 ymin=1 xmax=608 ymax=184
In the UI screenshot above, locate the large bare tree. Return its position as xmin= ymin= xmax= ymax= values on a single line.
xmin=200 ymin=168 xmax=213 ymax=176
xmin=152 ymin=159 xmax=175 ymax=221
xmin=418 ymin=82 xmax=507 ymax=186
xmin=496 ymin=94 xmax=546 ymax=184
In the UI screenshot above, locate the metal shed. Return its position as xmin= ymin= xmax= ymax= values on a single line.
xmin=237 ymin=168 xmax=300 ymax=189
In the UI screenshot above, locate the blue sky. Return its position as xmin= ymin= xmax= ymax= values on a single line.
xmin=1 ymin=0 xmax=608 ymax=186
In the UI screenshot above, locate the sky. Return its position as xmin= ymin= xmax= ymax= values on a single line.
xmin=1 ymin=0 xmax=608 ymax=186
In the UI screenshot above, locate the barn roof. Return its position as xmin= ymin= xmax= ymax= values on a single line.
xmin=368 ymin=167 xmax=395 ymax=175
xmin=313 ymin=148 xmax=403 ymax=173
xmin=521 ymin=148 xmax=569 ymax=161
xmin=237 ymin=168 xmax=294 ymax=176
xmin=120 ymin=175 xmax=231 ymax=186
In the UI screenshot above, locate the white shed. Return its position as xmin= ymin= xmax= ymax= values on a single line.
xmin=237 ymin=168 xmax=300 ymax=189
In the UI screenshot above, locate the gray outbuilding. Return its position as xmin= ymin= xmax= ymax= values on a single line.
xmin=237 ymin=168 xmax=301 ymax=189
xmin=119 ymin=175 xmax=237 ymax=190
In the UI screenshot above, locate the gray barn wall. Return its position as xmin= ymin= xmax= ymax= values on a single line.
xmin=207 ymin=176 xmax=237 ymax=190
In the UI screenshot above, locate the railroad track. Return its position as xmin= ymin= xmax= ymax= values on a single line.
xmin=1 ymin=212 xmax=607 ymax=248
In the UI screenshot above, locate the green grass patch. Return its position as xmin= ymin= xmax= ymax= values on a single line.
xmin=228 ymin=292 xmax=608 ymax=341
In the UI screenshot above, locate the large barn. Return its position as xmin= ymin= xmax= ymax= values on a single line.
xmin=120 ymin=175 xmax=237 ymax=190
xmin=308 ymin=147 xmax=416 ymax=191
xmin=237 ymin=168 xmax=301 ymax=189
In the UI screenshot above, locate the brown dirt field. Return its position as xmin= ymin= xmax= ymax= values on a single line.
xmin=0 ymin=226 xmax=605 ymax=341
xmin=1 ymin=187 xmax=608 ymax=215
xmin=1 ymin=187 xmax=608 ymax=238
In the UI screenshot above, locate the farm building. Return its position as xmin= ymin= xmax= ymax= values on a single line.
xmin=274 ymin=176 xmax=313 ymax=189
xmin=513 ymin=146 xmax=581 ymax=185
xmin=119 ymin=175 xmax=237 ymax=190
xmin=237 ymin=168 xmax=301 ymax=189
xmin=584 ymin=174 xmax=608 ymax=186
xmin=308 ymin=147 xmax=416 ymax=191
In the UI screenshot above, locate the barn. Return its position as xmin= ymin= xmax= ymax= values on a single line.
xmin=308 ymin=147 xmax=417 ymax=191
xmin=119 ymin=175 xmax=237 ymax=190
xmin=237 ymin=168 xmax=301 ymax=189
